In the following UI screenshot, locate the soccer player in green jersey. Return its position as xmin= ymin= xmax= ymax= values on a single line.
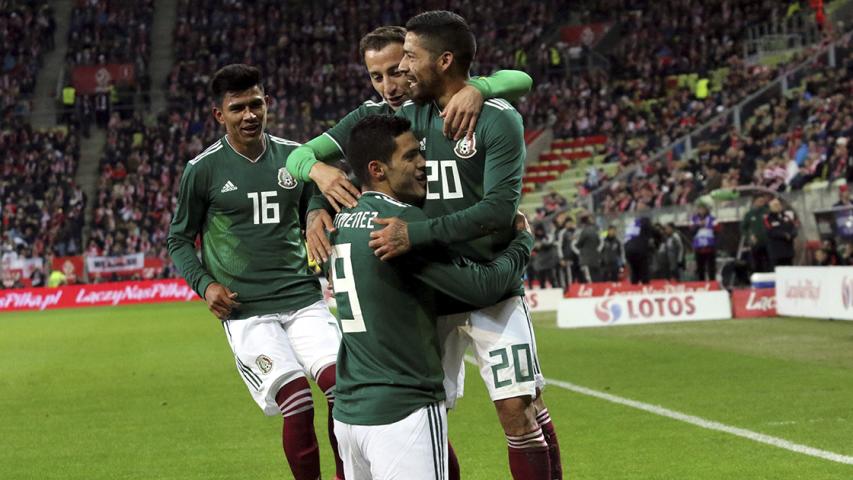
xmin=371 ymin=11 xmax=561 ymax=479
xmin=285 ymin=25 xmax=533 ymax=264
xmin=330 ymin=114 xmax=533 ymax=480
xmin=167 ymin=65 xmax=344 ymax=480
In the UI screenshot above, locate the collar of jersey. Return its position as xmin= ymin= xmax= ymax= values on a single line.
xmin=361 ymin=190 xmax=413 ymax=207
xmin=223 ymin=133 xmax=267 ymax=163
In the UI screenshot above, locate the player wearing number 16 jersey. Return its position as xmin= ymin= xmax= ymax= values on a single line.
xmin=167 ymin=65 xmax=344 ymax=480
xmin=329 ymin=114 xmax=533 ymax=480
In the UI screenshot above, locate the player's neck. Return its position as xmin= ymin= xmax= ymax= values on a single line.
xmin=227 ymin=133 xmax=265 ymax=161
xmin=436 ymin=77 xmax=469 ymax=110
xmin=362 ymin=184 xmax=397 ymax=201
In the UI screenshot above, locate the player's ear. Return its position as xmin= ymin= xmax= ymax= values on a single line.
xmin=212 ymin=106 xmax=225 ymax=125
xmin=437 ymin=51 xmax=453 ymax=74
xmin=367 ymin=160 xmax=385 ymax=181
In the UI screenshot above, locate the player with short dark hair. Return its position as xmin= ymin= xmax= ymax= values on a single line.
xmin=167 ymin=64 xmax=344 ymax=480
xmin=367 ymin=10 xmax=562 ymax=479
xmin=330 ymin=114 xmax=533 ymax=479
xmin=286 ymin=25 xmax=533 ymax=253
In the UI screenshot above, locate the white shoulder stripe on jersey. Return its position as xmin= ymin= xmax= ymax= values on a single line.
xmin=323 ymin=132 xmax=345 ymax=155
xmin=269 ymin=134 xmax=302 ymax=146
xmin=402 ymin=100 xmax=415 ymax=107
xmin=484 ymin=99 xmax=511 ymax=111
xmin=363 ymin=190 xmax=410 ymax=208
xmin=189 ymin=143 xmax=223 ymax=165
xmin=496 ymin=98 xmax=514 ymax=109
xmin=364 ymin=100 xmax=387 ymax=107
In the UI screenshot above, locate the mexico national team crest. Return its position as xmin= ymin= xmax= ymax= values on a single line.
xmin=256 ymin=355 xmax=273 ymax=374
xmin=454 ymin=133 xmax=477 ymax=159
xmin=277 ymin=167 xmax=297 ymax=189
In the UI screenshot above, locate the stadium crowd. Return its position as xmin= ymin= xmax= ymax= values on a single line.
xmin=1 ymin=0 xmax=845 ymax=289
xmin=0 ymin=0 xmax=55 ymax=127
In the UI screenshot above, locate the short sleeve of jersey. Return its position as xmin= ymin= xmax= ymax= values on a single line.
xmin=326 ymin=101 xmax=388 ymax=156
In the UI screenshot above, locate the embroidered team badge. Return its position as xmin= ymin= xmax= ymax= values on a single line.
xmin=453 ymin=133 xmax=477 ymax=159
xmin=277 ymin=167 xmax=297 ymax=189
xmin=256 ymin=355 xmax=273 ymax=374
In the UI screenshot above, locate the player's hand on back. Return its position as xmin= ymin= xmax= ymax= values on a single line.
xmin=514 ymin=211 xmax=532 ymax=235
xmin=441 ymin=84 xmax=483 ymax=141
xmin=309 ymin=162 xmax=360 ymax=212
xmin=306 ymin=208 xmax=335 ymax=263
xmin=369 ymin=217 xmax=411 ymax=261
xmin=204 ymin=283 xmax=240 ymax=320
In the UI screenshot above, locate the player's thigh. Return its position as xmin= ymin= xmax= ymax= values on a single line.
xmin=333 ymin=420 xmax=372 ymax=480
xmin=466 ymin=296 xmax=545 ymax=402
xmin=223 ymin=315 xmax=305 ymax=416
xmin=283 ymin=299 xmax=341 ymax=379
xmin=437 ymin=313 xmax=471 ymax=410
xmin=363 ymin=402 xmax=448 ymax=480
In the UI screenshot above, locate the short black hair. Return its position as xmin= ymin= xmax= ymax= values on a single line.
xmin=359 ymin=26 xmax=406 ymax=60
xmin=348 ymin=115 xmax=412 ymax=186
xmin=405 ymin=10 xmax=476 ymax=75
xmin=210 ymin=64 xmax=263 ymax=105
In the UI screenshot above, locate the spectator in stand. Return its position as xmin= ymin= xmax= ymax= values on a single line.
xmin=572 ymin=212 xmax=602 ymax=283
xmin=834 ymin=184 xmax=853 ymax=208
xmin=764 ymin=198 xmax=798 ymax=267
xmin=691 ymin=203 xmax=718 ymax=281
xmin=600 ymin=225 xmax=623 ymax=282
xmin=741 ymin=194 xmax=772 ymax=273
xmin=624 ymin=217 xmax=655 ymax=285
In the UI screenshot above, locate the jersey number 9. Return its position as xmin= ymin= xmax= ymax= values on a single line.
xmin=330 ymin=243 xmax=366 ymax=333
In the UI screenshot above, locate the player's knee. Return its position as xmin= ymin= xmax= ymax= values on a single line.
xmin=532 ymin=390 xmax=546 ymax=412
xmin=494 ymin=396 xmax=537 ymax=436
xmin=276 ymin=376 xmax=314 ymax=418
xmin=314 ymin=362 xmax=336 ymax=406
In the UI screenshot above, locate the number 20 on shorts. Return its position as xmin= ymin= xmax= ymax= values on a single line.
xmin=489 ymin=344 xmax=534 ymax=388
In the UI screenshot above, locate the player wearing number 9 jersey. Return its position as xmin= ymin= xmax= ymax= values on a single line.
xmin=329 ymin=114 xmax=533 ymax=480
xmin=167 ymin=64 xmax=344 ymax=480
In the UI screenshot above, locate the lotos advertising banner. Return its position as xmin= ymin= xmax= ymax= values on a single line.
xmin=0 ymin=279 xmax=198 ymax=312
xmin=775 ymin=267 xmax=853 ymax=320
xmin=557 ymin=290 xmax=731 ymax=328
xmin=524 ymin=288 xmax=564 ymax=313
xmin=566 ymin=281 xmax=719 ymax=298
xmin=731 ymin=288 xmax=776 ymax=318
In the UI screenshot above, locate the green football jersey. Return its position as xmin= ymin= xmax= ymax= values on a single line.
xmin=168 ymin=133 xmax=321 ymax=319
xmin=396 ymin=98 xmax=526 ymax=293
xmin=329 ymin=191 xmax=532 ymax=426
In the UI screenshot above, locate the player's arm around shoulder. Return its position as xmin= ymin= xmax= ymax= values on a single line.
xmin=409 ymin=213 xmax=535 ymax=308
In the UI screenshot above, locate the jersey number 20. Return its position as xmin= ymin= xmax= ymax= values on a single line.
xmin=426 ymin=160 xmax=463 ymax=200
xmin=330 ymin=243 xmax=366 ymax=333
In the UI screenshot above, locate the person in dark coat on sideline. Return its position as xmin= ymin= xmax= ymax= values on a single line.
xmin=764 ymin=198 xmax=798 ymax=267
xmin=624 ymin=217 xmax=655 ymax=284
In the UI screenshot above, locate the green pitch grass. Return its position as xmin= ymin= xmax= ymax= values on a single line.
xmin=2 ymin=303 xmax=853 ymax=479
